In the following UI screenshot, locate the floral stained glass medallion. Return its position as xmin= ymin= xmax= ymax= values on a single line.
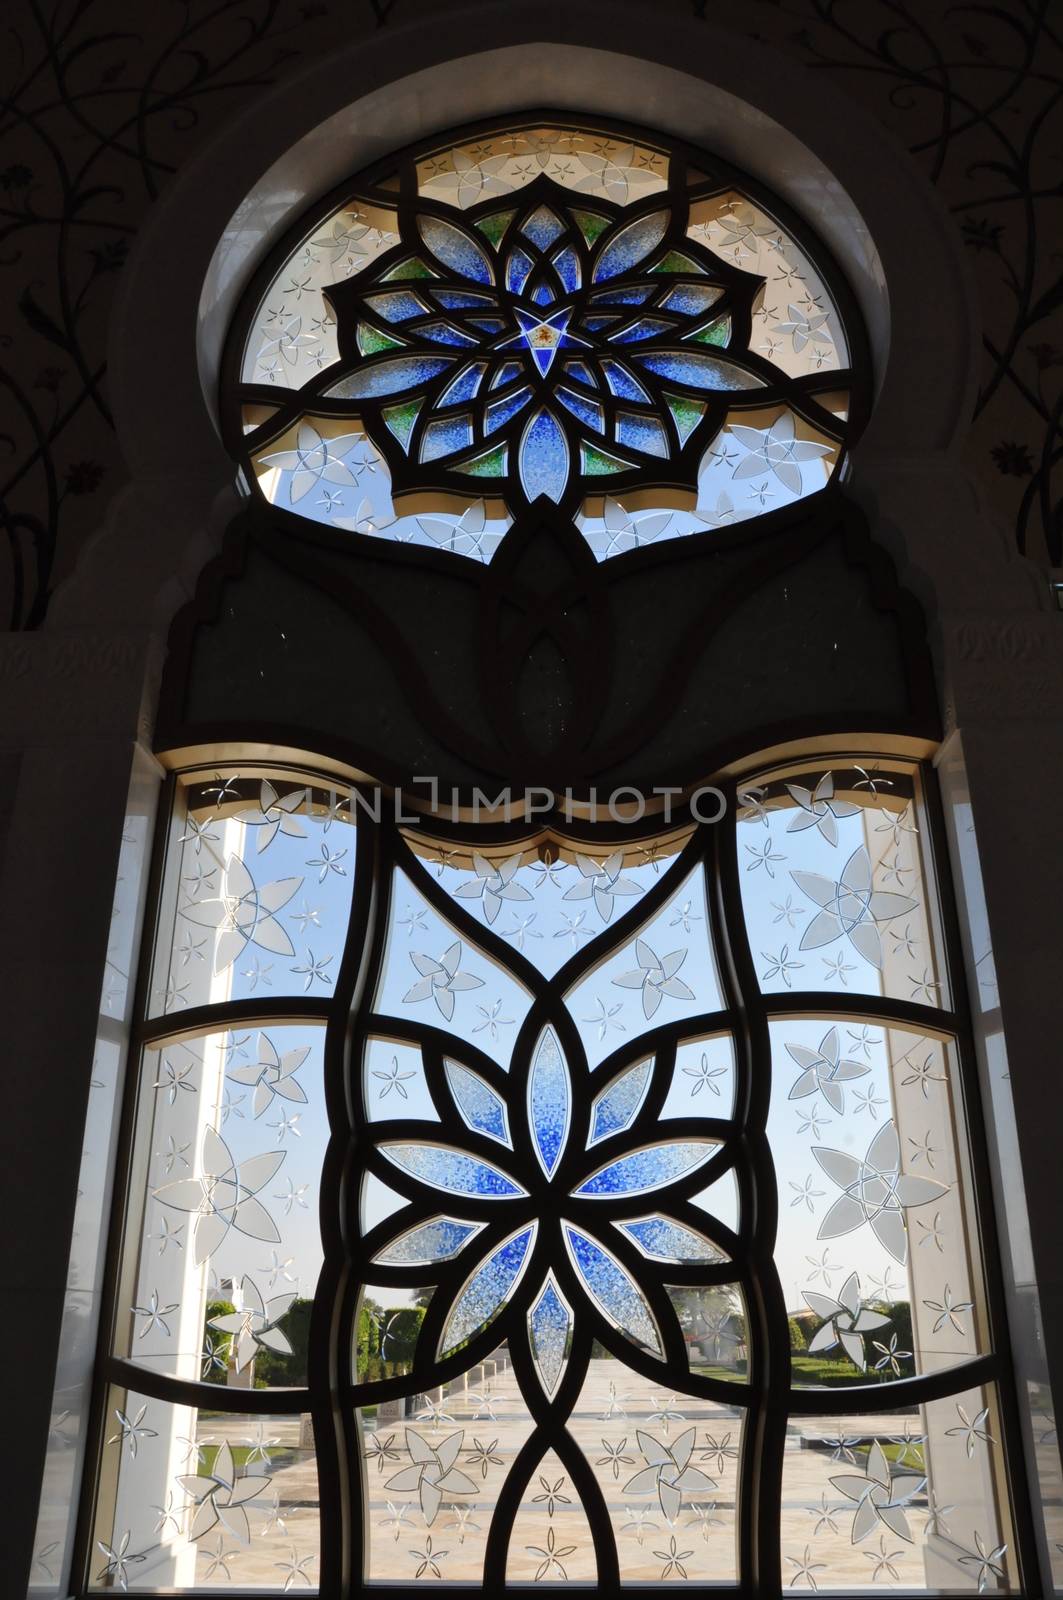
xmin=228 ymin=120 xmax=861 ymax=562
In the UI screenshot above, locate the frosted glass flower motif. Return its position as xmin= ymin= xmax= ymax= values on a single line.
xmin=108 ymin=1404 xmax=158 ymax=1459
xmin=228 ymin=1032 xmax=310 ymax=1118
xmin=152 ymin=1126 xmax=285 ymax=1264
xmin=813 ymin=1120 xmax=948 ymax=1263
xmin=403 ymin=940 xmax=485 ymax=1020
xmin=791 ymin=846 xmax=919 ymax=970
xmin=384 ymin=1428 xmax=478 ymax=1525
xmin=453 ymin=853 xmax=533 ymax=924
xmin=564 ymin=851 xmax=641 ymax=922
xmin=613 ymin=938 xmax=695 ymax=1018
xmin=829 ymin=1439 xmax=924 ymax=1543
xmin=236 ymin=779 xmax=308 ymax=851
xmin=784 ymin=771 xmax=860 ymax=845
xmin=259 ymin=422 xmax=367 ymax=504
xmin=776 ymin=303 xmax=832 ymax=354
xmin=958 ymin=1532 xmax=1007 ymax=1590
xmin=207 ymin=1273 xmax=296 ymax=1371
xmin=728 ymin=413 xmax=832 ymax=496
xmin=804 ymin=1271 xmax=889 ymax=1371
xmin=785 ymin=1025 xmax=869 ymax=1114
xmin=95 ymin=1532 xmax=148 ymax=1590
xmin=623 ymin=1427 xmax=718 ymax=1521
xmin=180 ymin=852 xmax=301 ymax=975
xmin=177 ymin=1439 xmax=273 ymax=1542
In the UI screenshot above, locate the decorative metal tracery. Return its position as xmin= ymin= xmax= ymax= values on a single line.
xmin=227 ymin=118 xmax=863 ymax=562
xmin=76 ymin=757 xmax=1031 ymax=1595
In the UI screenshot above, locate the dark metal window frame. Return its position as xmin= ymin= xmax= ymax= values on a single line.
xmin=70 ymin=749 xmax=1039 ymax=1598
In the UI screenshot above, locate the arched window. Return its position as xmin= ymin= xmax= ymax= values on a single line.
xmin=69 ymin=119 xmax=1032 ymax=1597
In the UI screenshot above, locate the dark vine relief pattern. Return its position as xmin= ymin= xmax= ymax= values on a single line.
xmin=0 ymin=0 xmax=1060 ymax=627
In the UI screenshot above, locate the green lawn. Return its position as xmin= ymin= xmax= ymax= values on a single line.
xmin=691 ymin=1354 xmax=913 ymax=1387
xmin=195 ymin=1442 xmax=297 ymax=1476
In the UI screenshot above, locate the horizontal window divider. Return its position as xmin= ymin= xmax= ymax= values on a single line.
xmin=101 ymin=1355 xmax=312 ymax=1414
xmin=761 ymin=990 xmax=959 ymax=1036
xmin=136 ymin=996 xmax=334 ymax=1046
xmin=785 ymin=1353 xmax=998 ymax=1415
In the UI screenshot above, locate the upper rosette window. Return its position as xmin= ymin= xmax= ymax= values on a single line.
xmin=228 ymin=121 xmax=862 ymax=560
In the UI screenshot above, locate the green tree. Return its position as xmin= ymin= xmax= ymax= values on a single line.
xmin=381 ymin=1305 xmax=425 ymax=1371
xmin=202 ymin=1300 xmax=235 ymax=1385
xmin=253 ymin=1297 xmax=314 ymax=1387
xmin=356 ymin=1300 xmax=382 ymax=1382
xmin=868 ymin=1299 xmax=915 ymax=1380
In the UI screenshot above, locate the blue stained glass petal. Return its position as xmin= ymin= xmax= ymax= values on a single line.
xmin=441 ymin=1227 xmax=535 ymax=1354
xmin=365 ymin=291 xmax=429 ymax=322
xmin=381 ymin=1143 xmax=525 ymax=1198
xmin=565 ymin=1225 xmax=662 ymax=1355
xmin=418 ymin=320 xmax=480 ymax=348
xmin=468 ymin=316 xmax=507 ymax=333
xmin=420 ymin=415 xmax=473 ymax=462
xmin=616 ymin=1216 xmax=726 ymax=1264
xmin=528 ymin=1275 xmax=571 ymax=1397
xmin=432 ymin=288 xmax=493 ymax=309
xmin=506 ymin=247 xmax=535 ymax=294
xmin=491 ymin=360 xmax=523 ymax=390
xmin=439 ymin=363 xmax=487 ymax=405
xmin=419 ymin=216 xmax=494 ymax=284
xmin=632 ymin=351 xmax=765 ymax=391
xmin=590 ymin=1059 xmax=653 ymax=1144
xmin=530 ymin=280 xmax=556 ymax=307
xmin=600 ymin=359 xmax=651 ymax=402
xmin=616 ymin=411 xmax=670 ymax=458
xmin=574 ymin=1140 xmax=717 ymax=1197
xmin=609 ymin=317 xmax=674 ymax=344
xmin=551 ymin=246 xmax=581 ymax=293
xmin=529 ymin=1028 xmax=570 ymax=1177
xmin=584 ymin=315 xmax=620 ymax=332
xmin=658 ymin=283 xmax=724 ymax=316
xmin=564 ymin=360 xmax=598 ymax=388
xmin=519 ymin=410 xmax=570 ymax=503
xmin=445 ymin=1060 xmax=509 ymax=1144
xmin=593 ymin=211 xmax=668 ymax=282
xmin=486 ymin=387 xmax=532 ymax=435
xmin=521 ymin=206 xmax=564 ymax=249
xmin=326 ymin=357 xmax=455 ymax=399
xmin=591 ymin=286 xmax=654 ymax=306
xmin=374 ymin=1217 xmax=482 ymax=1266
xmin=557 ymin=387 xmax=605 ymax=433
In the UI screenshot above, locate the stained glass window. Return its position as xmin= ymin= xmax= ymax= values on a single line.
xmin=78 ymin=756 xmax=1026 ymax=1593
xmin=225 ymin=119 xmax=861 ymax=562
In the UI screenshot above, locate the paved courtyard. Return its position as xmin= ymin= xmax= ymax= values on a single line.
xmin=183 ymin=1355 xmax=959 ymax=1588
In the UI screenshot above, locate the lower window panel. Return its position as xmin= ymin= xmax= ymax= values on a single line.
xmin=74 ymin=756 xmax=1029 ymax=1593
xmin=92 ymin=1388 xmax=319 ymax=1590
